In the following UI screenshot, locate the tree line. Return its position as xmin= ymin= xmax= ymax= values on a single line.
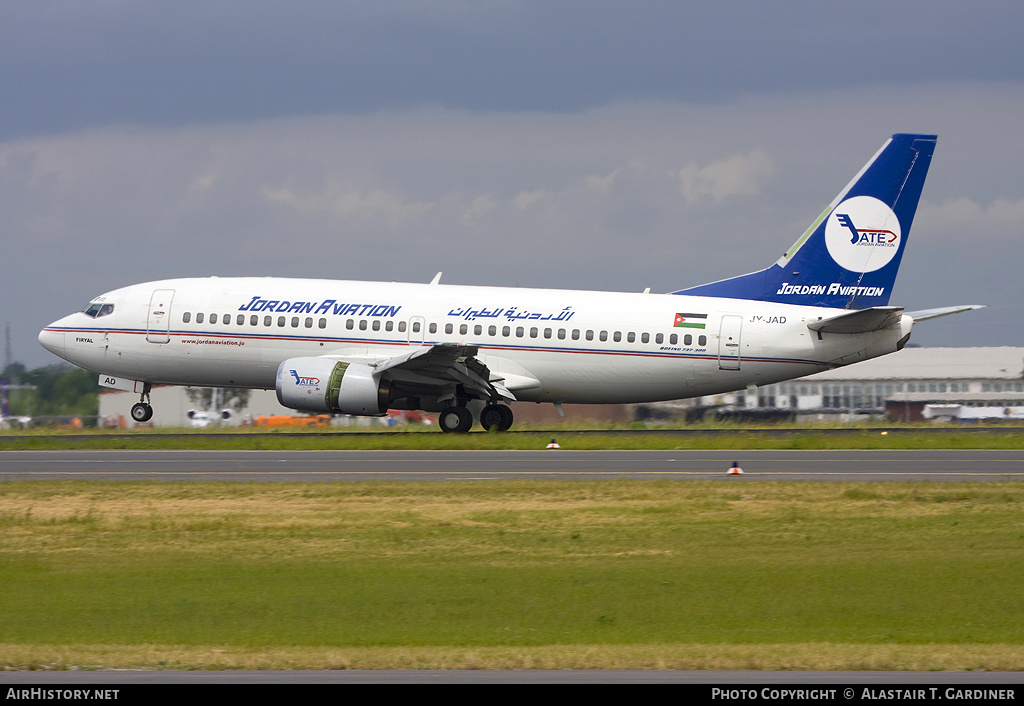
xmin=1 ymin=363 xmax=99 ymax=420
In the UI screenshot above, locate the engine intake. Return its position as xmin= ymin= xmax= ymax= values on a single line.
xmin=276 ymin=358 xmax=389 ymax=416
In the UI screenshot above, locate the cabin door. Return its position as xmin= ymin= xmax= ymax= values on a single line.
xmin=718 ymin=315 xmax=742 ymax=370
xmin=146 ymin=289 xmax=175 ymax=344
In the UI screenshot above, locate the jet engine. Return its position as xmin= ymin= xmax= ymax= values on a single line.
xmin=275 ymin=358 xmax=389 ymax=416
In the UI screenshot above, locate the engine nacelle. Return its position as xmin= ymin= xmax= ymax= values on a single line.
xmin=276 ymin=358 xmax=389 ymax=416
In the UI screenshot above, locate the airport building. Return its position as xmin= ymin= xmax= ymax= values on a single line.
xmin=678 ymin=347 xmax=1024 ymax=423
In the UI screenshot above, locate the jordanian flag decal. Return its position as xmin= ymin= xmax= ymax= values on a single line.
xmin=673 ymin=312 xmax=707 ymax=329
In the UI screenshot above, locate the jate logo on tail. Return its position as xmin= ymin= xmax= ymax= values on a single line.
xmin=824 ymin=196 xmax=902 ymax=273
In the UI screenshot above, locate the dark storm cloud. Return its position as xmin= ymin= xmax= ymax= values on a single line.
xmin=3 ymin=1 xmax=1023 ymax=139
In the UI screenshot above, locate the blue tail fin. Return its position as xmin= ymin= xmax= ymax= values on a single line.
xmin=673 ymin=134 xmax=937 ymax=309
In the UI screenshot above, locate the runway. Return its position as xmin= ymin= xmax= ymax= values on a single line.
xmin=2 ymin=449 xmax=1023 ymax=482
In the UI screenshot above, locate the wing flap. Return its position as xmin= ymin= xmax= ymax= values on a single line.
xmin=331 ymin=343 xmax=516 ymax=403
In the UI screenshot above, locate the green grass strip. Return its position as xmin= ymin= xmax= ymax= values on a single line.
xmin=2 ymin=480 xmax=1023 ymax=670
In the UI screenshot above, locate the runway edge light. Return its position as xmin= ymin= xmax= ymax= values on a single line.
xmin=547 ymin=438 xmax=561 ymax=449
xmin=728 ymin=462 xmax=744 ymax=475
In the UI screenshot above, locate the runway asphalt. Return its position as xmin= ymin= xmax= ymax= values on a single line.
xmin=1 ymin=449 xmax=1023 ymax=482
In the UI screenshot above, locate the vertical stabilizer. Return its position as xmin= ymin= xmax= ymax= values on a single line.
xmin=674 ymin=134 xmax=937 ymax=309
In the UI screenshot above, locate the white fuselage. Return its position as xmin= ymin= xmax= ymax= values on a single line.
xmin=39 ymin=277 xmax=913 ymax=405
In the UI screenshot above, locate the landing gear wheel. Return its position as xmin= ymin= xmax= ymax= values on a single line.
xmin=131 ymin=402 xmax=153 ymax=423
xmin=439 ymin=405 xmax=473 ymax=433
xmin=480 ymin=404 xmax=514 ymax=432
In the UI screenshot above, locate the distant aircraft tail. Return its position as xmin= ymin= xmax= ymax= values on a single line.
xmin=674 ymin=133 xmax=937 ymax=309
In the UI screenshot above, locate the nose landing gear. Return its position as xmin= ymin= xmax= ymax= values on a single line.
xmin=130 ymin=383 xmax=154 ymax=423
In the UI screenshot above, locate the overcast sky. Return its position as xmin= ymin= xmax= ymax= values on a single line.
xmin=4 ymin=1 xmax=1024 ymax=368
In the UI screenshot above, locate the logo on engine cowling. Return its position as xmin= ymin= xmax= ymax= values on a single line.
xmin=290 ymin=370 xmax=320 ymax=387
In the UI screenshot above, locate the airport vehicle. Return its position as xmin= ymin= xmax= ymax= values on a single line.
xmin=38 ymin=134 xmax=980 ymax=432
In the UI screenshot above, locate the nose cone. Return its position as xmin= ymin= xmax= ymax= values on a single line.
xmin=38 ymin=323 xmax=67 ymax=359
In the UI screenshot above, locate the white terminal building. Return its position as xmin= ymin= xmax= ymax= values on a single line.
xmin=677 ymin=347 xmax=1024 ymax=423
xmin=99 ymin=347 xmax=1024 ymax=427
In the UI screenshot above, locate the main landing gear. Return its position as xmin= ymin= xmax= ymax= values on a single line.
xmin=130 ymin=384 xmax=154 ymax=423
xmin=438 ymin=404 xmax=514 ymax=433
xmin=479 ymin=403 xmax=514 ymax=432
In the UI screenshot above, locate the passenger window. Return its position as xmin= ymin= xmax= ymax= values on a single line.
xmin=516 ymin=327 xmax=524 ymax=338
xmin=197 ymin=313 xmax=205 ymax=324
xmin=183 ymin=312 xmax=191 ymax=324
xmin=571 ymin=329 xmax=580 ymax=340
xmin=628 ymin=332 xmax=636 ymax=343
xmin=264 ymin=316 xmax=272 ymax=327
xmin=599 ymin=331 xmax=608 ymax=342
xmin=557 ymin=329 xmax=566 ymax=340
xmin=641 ymin=333 xmax=649 ymax=343
xmin=699 ymin=335 xmax=707 ymax=346
xmin=359 ymin=320 xmax=367 ymax=331
xmin=385 ymin=321 xmax=393 ymax=331
xmin=460 ymin=324 xmax=468 ymax=335
xmin=474 ymin=325 xmax=482 ymax=336
xmin=613 ymin=331 xmax=621 ymax=342
xmin=530 ymin=327 xmax=538 ymax=338
xmin=319 ymin=318 xmax=327 ymax=329
xmin=277 ymin=316 xmax=286 ymax=327
xmin=291 ymin=317 xmax=299 ymax=328
xmin=669 ymin=333 xmax=678 ymax=345
xmin=488 ymin=325 xmax=496 ymax=336
xmin=372 ymin=320 xmax=380 ymax=331
xmin=412 ymin=321 xmax=421 ymax=333
xmin=684 ymin=334 xmax=692 ymax=345
xmin=305 ymin=317 xmax=313 ymax=328
xmin=655 ymin=333 xmax=663 ymax=344
xmin=399 ymin=321 xmax=407 ymax=333
xmin=502 ymin=326 xmax=510 ymax=337
xmin=429 ymin=323 xmax=437 ymax=334
xmin=544 ymin=328 xmax=552 ymax=339
xmin=346 ymin=319 xmax=354 ymax=330
xmin=586 ymin=330 xmax=594 ymax=341
xmin=237 ymin=314 xmax=244 ymax=325
xmin=251 ymin=315 xmax=258 ymax=326
xmin=445 ymin=323 xmax=453 ymax=334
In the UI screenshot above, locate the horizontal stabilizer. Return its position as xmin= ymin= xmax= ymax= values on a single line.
xmin=906 ymin=305 xmax=985 ymax=322
xmin=807 ymin=306 xmax=904 ymax=334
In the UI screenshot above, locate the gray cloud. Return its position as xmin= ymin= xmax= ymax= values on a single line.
xmin=6 ymin=83 xmax=1024 ymax=365
xmin=4 ymin=3 xmax=1024 ymax=366
xmin=3 ymin=2 xmax=1024 ymax=139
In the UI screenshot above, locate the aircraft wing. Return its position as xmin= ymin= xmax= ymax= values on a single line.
xmin=334 ymin=343 xmax=516 ymax=403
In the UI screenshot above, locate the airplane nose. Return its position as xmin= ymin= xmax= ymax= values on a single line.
xmin=38 ymin=325 xmax=66 ymax=358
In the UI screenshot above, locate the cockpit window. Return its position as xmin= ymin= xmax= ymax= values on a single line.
xmin=83 ymin=303 xmax=115 ymax=318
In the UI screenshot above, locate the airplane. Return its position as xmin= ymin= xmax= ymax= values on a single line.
xmin=0 ymin=381 xmax=33 ymax=429
xmin=38 ymin=133 xmax=982 ymax=433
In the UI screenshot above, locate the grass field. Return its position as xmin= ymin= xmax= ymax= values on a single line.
xmin=2 ymin=479 xmax=1023 ymax=670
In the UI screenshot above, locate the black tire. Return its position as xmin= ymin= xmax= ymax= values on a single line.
xmin=480 ymin=404 xmax=514 ymax=432
xmin=479 ymin=404 xmax=505 ymax=432
xmin=439 ymin=405 xmax=473 ymax=433
xmin=131 ymin=403 xmax=153 ymax=423
xmin=496 ymin=404 xmax=514 ymax=432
